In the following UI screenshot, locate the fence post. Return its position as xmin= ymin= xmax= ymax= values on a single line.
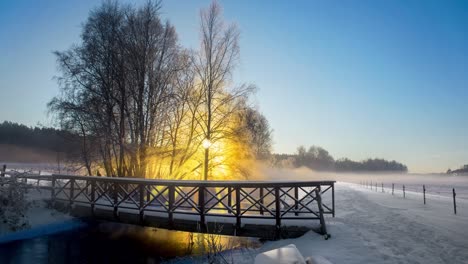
xmin=423 ymin=185 xmax=426 ymax=204
xmin=375 ymin=183 xmax=377 ymax=191
xmin=453 ymin=188 xmax=457 ymax=215
xmin=381 ymin=183 xmax=384 ymax=193
xmin=403 ymin=185 xmax=405 ymax=198
xmin=392 ymin=183 xmax=394 ymax=195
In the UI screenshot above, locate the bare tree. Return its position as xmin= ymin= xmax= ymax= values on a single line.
xmin=122 ymin=1 xmax=180 ymax=177
xmin=242 ymin=107 xmax=273 ymax=160
xmin=50 ymin=1 xmax=180 ymax=178
xmin=194 ymin=1 xmax=253 ymax=180
xmin=49 ymin=0 xmax=271 ymax=180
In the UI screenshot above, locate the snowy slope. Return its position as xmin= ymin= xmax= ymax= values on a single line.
xmin=242 ymin=182 xmax=468 ymax=264
xmin=0 ymin=188 xmax=71 ymax=237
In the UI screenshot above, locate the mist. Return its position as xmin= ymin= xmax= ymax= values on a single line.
xmin=259 ymin=165 xmax=468 ymax=198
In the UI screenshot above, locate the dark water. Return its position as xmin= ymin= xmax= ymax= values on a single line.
xmin=0 ymin=221 xmax=261 ymax=264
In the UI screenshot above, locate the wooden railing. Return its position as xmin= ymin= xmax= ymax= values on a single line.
xmin=12 ymin=174 xmax=335 ymax=238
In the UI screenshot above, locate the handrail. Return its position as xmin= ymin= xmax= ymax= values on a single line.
xmin=43 ymin=174 xmax=335 ymax=187
xmin=13 ymin=173 xmax=335 ymax=238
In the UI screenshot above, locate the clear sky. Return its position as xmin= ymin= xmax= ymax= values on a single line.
xmin=1 ymin=0 xmax=467 ymax=173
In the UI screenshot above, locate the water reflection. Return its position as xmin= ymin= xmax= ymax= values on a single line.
xmin=0 ymin=221 xmax=261 ymax=264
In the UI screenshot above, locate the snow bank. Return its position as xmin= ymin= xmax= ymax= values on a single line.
xmin=246 ymin=182 xmax=468 ymax=264
xmin=254 ymin=244 xmax=306 ymax=264
xmin=0 ymin=188 xmax=72 ymax=238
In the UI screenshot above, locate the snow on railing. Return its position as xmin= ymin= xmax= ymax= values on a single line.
xmin=1 ymin=164 xmax=336 ymax=239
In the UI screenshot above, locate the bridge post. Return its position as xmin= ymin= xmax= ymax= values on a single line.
xmin=235 ymin=187 xmax=241 ymax=233
xmin=275 ymin=187 xmax=281 ymax=238
xmin=332 ymin=182 xmax=335 ymax=217
xmin=168 ymin=185 xmax=175 ymax=228
xmin=90 ymin=179 xmax=96 ymax=215
xmin=51 ymin=175 xmax=56 ymax=207
xmin=0 ymin=164 xmax=5 ymax=187
xmin=198 ymin=186 xmax=206 ymax=232
xmin=259 ymin=187 xmax=264 ymax=215
xmin=113 ymin=182 xmax=118 ymax=218
xmin=228 ymin=187 xmax=232 ymax=209
xmin=294 ymin=186 xmax=299 ymax=216
xmin=315 ymin=186 xmax=328 ymax=237
xmin=139 ymin=184 xmax=145 ymax=223
xmin=69 ymin=179 xmax=75 ymax=211
xmin=147 ymin=187 xmax=151 ymax=204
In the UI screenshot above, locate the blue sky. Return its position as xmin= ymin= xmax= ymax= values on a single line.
xmin=1 ymin=0 xmax=467 ymax=173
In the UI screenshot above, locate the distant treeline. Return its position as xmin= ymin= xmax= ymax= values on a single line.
xmin=0 ymin=121 xmax=79 ymax=158
xmin=272 ymin=146 xmax=408 ymax=172
xmin=447 ymin=165 xmax=468 ymax=175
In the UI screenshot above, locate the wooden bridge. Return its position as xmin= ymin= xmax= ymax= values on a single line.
xmin=9 ymin=173 xmax=335 ymax=239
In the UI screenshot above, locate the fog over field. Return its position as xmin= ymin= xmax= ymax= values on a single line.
xmin=4 ymin=161 xmax=468 ymax=202
xmin=261 ymin=166 xmax=468 ymax=200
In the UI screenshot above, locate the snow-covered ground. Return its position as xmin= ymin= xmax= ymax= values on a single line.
xmin=239 ymin=182 xmax=468 ymax=264
xmin=3 ymin=167 xmax=468 ymax=263
xmin=0 ymin=187 xmax=71 ymax=237
xmin=7 ymin=181 xmax=467 ymax=263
